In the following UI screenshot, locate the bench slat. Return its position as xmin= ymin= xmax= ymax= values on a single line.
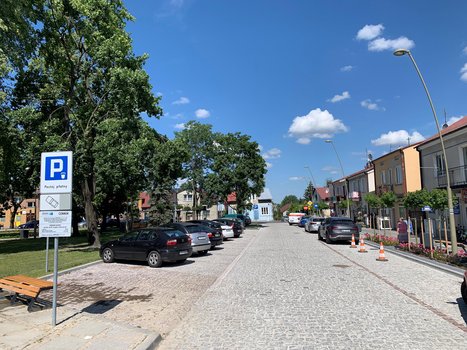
xmin=5 ymin=275 xmax=53 ymax=289
xmin=0 ymin=282 xmax=39 ymax=298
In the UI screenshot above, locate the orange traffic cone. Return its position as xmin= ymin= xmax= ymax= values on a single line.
xmin=350 ymin=234 xmax=357 ymax=248
xmin=358 ymin=236 xmax=367 ymax=253
xmin=376 ymin=242 xmax=388 ymax=261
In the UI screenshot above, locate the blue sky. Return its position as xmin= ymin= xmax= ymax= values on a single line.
xmin=125 ymin=0 xmax=467 ymax=202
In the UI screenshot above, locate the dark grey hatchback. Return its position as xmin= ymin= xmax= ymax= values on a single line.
xmin=318 ymin=217 xmax=359 ymax=244
xmin=100 ymin=227 xmax=192 ymax=268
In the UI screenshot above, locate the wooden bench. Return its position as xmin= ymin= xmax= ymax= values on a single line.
xmin=0 ymin=275 xmax=53 ymax=311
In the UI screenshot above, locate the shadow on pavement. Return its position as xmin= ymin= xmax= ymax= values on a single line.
xmin=82 ymin=299 xmax=122 ymax=314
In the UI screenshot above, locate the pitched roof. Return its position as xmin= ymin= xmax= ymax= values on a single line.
xmin=316 ymin=187 xmax=330 ymax=200
xmin=280 ymin=203 xmax=291 ymax=213
xmin=416 ymin=116 xmax=467 ymax=148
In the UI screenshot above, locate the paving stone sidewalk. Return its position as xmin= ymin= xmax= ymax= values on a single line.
xmin=0 ymin=297 xmax=160 ymax=350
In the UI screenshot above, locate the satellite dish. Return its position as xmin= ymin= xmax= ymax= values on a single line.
xmin=368 ymin=153 xmax=373 ymax=161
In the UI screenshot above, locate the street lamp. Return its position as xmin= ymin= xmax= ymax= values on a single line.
xmin=324 ymin=140 xmax=350 ymax=217
xmin=393 ymin=48 xmax=458 ymax=255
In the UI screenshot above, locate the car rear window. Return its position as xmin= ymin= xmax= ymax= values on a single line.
xmin=161 ymin=229 xmax=186 ymax=239
xmin=185 ymin=225 xmax=209 ymax=233
xmin=313 ymin=218 xmax=325 ymax=222
xmin=332 ymin=220 xmax=354 ymax=225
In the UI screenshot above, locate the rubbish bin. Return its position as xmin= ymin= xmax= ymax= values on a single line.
xmin=19 ymin=229 xmax=29 ymax=239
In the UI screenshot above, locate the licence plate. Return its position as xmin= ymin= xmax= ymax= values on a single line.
xmin=198 ymin=236 xmax=206 ymax=240
xmin=215 ymin=234 xmax=220 ymax=237
xmin=179 ymin=250 xmax=188 ymax=255
xmin=342 ymin=229 xmax=350 ymax=232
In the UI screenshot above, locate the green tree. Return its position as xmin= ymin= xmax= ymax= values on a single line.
xmin=403 ymin=189 xmax=430 ymax=210
xmin=2 ymin=1 xmax=162 ymax=246
xmin=206 ymin=132 xmax=266 ymax=212
xmin=174 ymin=121 xmax=214 ymax=218
xmin=303 ymin=182 xmax=314 ymax=200
xmin=280 ymin=195 xmax=299 ymax=208
xmin=380 ymin=192 xmax=397 ymax=209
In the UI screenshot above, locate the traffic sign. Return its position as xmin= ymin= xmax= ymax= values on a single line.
xmin=307 ymin=201 xmax=313 ymax=206
xmin=39 ymin=211 xmax=72 ymax=237
xmin=303 ymin=206 xmax=308 ymax=210
xmin=40 ymin=151 xmax=73 ymax=194
xmin=40 ymin=193 xmax=72 ymax=211
xmin=422 ymin=205 xmax=432 ymax=212
xmin=314 ymin=204 xmax=318 ymax=209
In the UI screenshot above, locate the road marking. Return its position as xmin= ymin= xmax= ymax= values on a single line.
xmin=210 ymin=232 xmax=259 ymax=290
xmin=322 ymin=242 xmax=467 ymax=334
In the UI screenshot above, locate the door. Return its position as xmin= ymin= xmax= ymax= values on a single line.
xmin=113 ymin=231 xmax=139 ymax=259
xmin=133 ymin=229 xmax=157 ymax=260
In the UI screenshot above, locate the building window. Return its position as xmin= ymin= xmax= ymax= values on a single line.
xmin=388 ymin=169 xmax=392 ymax=185
xmin=435 ymin=154 xmax=445 ymax=176
xmin=261 ymin=207 xmax=269 ymax=215
xmin=395 ymin=165 xmax=402 ymax=184
xmin=381 ymin=171 xmax=386 ymax=185
xmin=27 ymin=202 xmax=35 ymax=208
xmin=183 ymin=193 xmax=193 ymax=201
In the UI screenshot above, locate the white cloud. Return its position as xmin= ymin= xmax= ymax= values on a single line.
xmin=328 ymin=91 xmax=351 ymax=103
xmin=174 ymin=123 xmax=185 ymax=130
xmin=296 ymin=137 xmax=311 ymax=144
xmin=289 ymin=176 xmax=305 ymax=181
xmin=262 ymin=148 xmax=281 ymax=159
xmin=171 ymin=113 xmax=184 ymax=119
xmin=322 ymin=166 xmax=339 ymax=175
xmin=447 ymin=116 xmax=463 ymax=125
xmin=368 ymin=36 xmax=415 ymax=52
xmin=258 ymin=144 xmax=264 ymax=151
xmin=356 ymin=24 xmax=384 ymax=41
xmin=266 ymin=162 xmax=273 ymax=169
xmin=460 ymin=63 xmax=467 ymax=82
xmin=195 ymin=108 xmax=210 ymax=119
xmin=172 ymin=96 xmax=190 ymax=105
xmin=371 ymin=130 xmax=425 ymax=146
xmin=288 ymin=108 xmax=348 ymax=143
xmin=463 ymin=47 xmax=467 ymax=55
xmin=361 ymin=99 xmax=385 ymax=111
xmin=340 ymin=65 xmax=354 ymax=72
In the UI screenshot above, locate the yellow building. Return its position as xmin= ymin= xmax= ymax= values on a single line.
xmin=373 ymin=144 xmax=422 ymax=229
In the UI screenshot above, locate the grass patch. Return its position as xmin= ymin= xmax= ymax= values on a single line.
xmin=0 ymin=230 xmax=122 ymax=278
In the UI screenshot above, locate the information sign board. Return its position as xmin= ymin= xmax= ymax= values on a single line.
xmin=39 ymin=211 xmax=72 ymax=238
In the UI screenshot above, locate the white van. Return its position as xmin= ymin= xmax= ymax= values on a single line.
xmin=288 ymin=212 xmax=305 ymax=225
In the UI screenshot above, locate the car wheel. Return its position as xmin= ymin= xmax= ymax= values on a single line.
xmin=178 ymin=258 xmax=187 ymax=264
xmin=102 ymin=248 xmax=114 ymax=263
xmin=147 ymin=250 xmax=163 ymax=268
xmin=325 ymin=233 xmax=331 ymax=244
xmin=318 ymin=232 xmax=323 ymax=241
xmin=461 ymin=281 xmax=467 ymax=303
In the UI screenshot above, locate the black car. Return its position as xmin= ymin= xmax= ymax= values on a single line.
xmin=17 ymin=220 xmax=39 ymax=229
xmin=100 ymin=227 xmax=192 ymax=268
xmin=318 ymin=217 xmax=359 ymax=244
xmin=187 ymin=220 xmax=224 ymax=248
xmin=213 ymin=218 xmax=243 ymax=238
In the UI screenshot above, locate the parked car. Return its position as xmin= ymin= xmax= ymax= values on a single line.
xmin=305 ymin=217 xmax=325 ymax=233
xmin=298 ymin=216 xmax=310 ymax=228
xmin=100 ymin=227 xmax=192 ymax=268
xmin=214 ymin=218 xmax=243 ymax=238
xmin=187 ymin=220 xmax=224 ymax=248
xmin=164 ymin=222 xmax=212 ymax=255
xmin=288 ymin=212 xmax=305 ymax=225
xmin=222 ymin=214 xmax=251 ymax=227
xmin=318 ymin=217 xmax=360 ymax=244
xmin=17 ymin=220 xmax=39 ymax=229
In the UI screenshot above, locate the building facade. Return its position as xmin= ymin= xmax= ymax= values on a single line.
xmin=416 ymin=116 xmax=467 ymax=230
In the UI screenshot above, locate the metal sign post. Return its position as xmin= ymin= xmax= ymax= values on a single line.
xmin=39 ymin=151 xmax=73 ymax=327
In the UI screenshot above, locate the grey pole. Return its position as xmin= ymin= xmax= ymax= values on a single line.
xmin=325 ymin=140 xmax=350 ymax=217
xmin=393 ymin=49 xmax=458 ymax=255
xmin=52 ymin=237 xmax=58 ymax=326
xmin=45 ymin=237 xmax=49 ymax=272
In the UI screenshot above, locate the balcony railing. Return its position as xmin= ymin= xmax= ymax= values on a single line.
xmin=376 ymin=184 xmax=393 ymax=195
xmin=437 ymin=165 xmax=467 ymax=188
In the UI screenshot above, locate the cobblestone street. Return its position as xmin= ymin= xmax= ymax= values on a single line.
xmin=158 ymin=222 xmax=467 ymax=349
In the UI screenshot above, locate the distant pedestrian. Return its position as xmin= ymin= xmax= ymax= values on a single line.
xmin=397 ymin=217 xmax=408 ymax=243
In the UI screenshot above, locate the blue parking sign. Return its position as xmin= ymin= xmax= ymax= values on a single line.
xmin=40 ymin=151 xmax=73 ymax=194
xmin=45 ymin=156 xmax=68 ymax=180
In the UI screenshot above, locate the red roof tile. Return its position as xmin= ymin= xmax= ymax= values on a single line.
xmin=416 ymin=116 xmax=467 ymax=147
